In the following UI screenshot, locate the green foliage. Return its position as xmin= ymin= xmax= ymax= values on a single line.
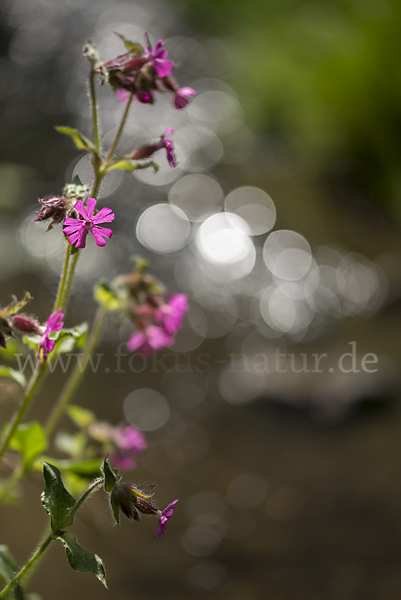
xmin=41 ymin=463 xmax=76 ymax=533
xmin=9 ymin=423 xmax=47 ymax=472
xmin=101 ymin=456 xmax=120 ymax=493
xmin=0 ymin=366 xmax=26 ymax=389
xmin=114 ymin=32 xmax=143 ymax=55
xmin=55 ymin=127 xmax=95 ymax=153
xmin=66 ymin=404 xmax=95 ymax=429
xmin=52 ymin=322 xmax=88 ymax=354
xmin=0 ymin=545 xmax=24 ymax=600
xmin=57 ymin=534 xmax=107 ymax=588
xmin=1 ymin=293 xmax=32 ymax=317
xmin=94 ymin=282 xmax=122 ymax=312
xmin=106 ymin=159 xmax=159 ymax=173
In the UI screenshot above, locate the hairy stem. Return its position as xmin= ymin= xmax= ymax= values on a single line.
xmin=89 ymin=69 xmax=101 ymax=155
xmin=0 ymin=533 xmax=54 ymax=599
xmin=0 ymin=361 xmax=48 ymax=463
xmin=44 ymin=305 xmax=107 ymax=437
xmin=106 ymin=93 xmax=133 ymax=162
xmin=53 ymin=244 xmax=71 ymax=312
xmin=70 ymin=477 xmax=104 ymax=520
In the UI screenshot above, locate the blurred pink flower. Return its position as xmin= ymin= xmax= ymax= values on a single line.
xmin=109 ymin=426 xmax=147 ymax=471
xmin=63 ymin=198 xmax=115 ymax=249
xmin=174 ymin=87 xmax=196 ymax=109
xmin=146 ymin=37 xmax=173 ymax=78
xmin=127 ymin=325 xmax=173 ymax=355
xmin=156 ymin=293 xmax=188 ymax=335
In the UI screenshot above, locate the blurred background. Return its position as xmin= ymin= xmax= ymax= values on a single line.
xmin=2 ymin=0 xmax=401 ymax=598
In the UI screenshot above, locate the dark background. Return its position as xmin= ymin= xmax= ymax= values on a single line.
xmin=2 ymin=1 xmax=401 ymax=599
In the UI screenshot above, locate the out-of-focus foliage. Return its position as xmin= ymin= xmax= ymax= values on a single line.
xmin=183 ymin=0 xmax=401 ymax=211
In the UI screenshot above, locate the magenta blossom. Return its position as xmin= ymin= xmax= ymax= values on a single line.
xmin=174 ymin=87 xmax=196 ymax=109
xmin=37 ymin=308 xmax=64 ymax=362
xmin=156 ymin=294 xmax=188 ymax=335
xmin=158 ymin=128 xmax=178 ymax=167
xmin=127 ymin=325 xmax=173 ymax=356
xmin=109 ymin=426 xmax=147 ymax=471
xmin=63 ymin=198 xmax=115 ymax=249
xmin=154 ymin=499 xmax=179 ymax=538
xmin=145 ymin=36 xmax=173 ymax=78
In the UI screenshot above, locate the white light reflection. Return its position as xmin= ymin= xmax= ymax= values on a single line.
xmin=196 ymin=212 xmax=253 ymax=265
xmin=136 ymin=203 xmax=191 ymax=253
xmin=123 ymin=388 xmax=170 ymax=432
xmin=169 ymin=174 xmax=223 ymax=222
xmin=263 ymin=230 xmax=312 ymax=280
xmin=225 ymin=186 xmax=276 ymax=235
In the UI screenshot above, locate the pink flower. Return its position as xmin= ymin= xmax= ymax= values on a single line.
xmin=63 ymin=198 xmax=115 ymax=249
xmin=37 ymin=308 xmax=64 ymax=362
xmin=145 ymin=36 xmax=173 ymax=78
xmin=156 ymin=294 xmax=188 ymax=335
xmin=127 ymin=325 xmax=173 ymax=356
xmin=154 ymin=499 xmax=179 ymax=538
xmin=174 ymin=87 xmax=196 ymax=109
xmin=109 ymin=426 xmax=147 ymax=471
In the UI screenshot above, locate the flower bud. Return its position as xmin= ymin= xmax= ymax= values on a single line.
xmin=35 ymin=196 xmax=70 ymax=229
xmin=12 ymin=315 xmax=42 ymax=335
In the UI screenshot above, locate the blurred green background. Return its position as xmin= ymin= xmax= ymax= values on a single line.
xmin=2 ymin=0 xmax=401 ymax=599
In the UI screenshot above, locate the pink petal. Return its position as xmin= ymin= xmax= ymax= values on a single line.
xmin=86 ymin=198 xmax=97 ymax=219
xmin=178 ymin=87 xmax=196 ymax=97
xmin=153 ymin=60 xmax=173 ymax=78
xmin=91 ymin=226 xmax=113 ymax=247
xmin=63 ymin=217 xmax=83 ymax=227
xmin=68 ymin=228 xmax=87 ymax=248
xmin=74 ymin=200 xmax=89 ymax=220
xmin=163 ymin=127 xmax=174 ymax=136
xmin=63 ymin=224 xmax=82 ymax=235
xmin=127 ymin=331 xmax=146 ymax=352
xmin=147 ymin=325 xmax=173 ymax=349
xmin=92 ymin=207 xmax=115 ymax=224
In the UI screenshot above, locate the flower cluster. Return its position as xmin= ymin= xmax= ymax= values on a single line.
xmin=95 ymin=32 xmax=196 ymax=109
xmin=127 ymin=293 xmax=188 ymax=355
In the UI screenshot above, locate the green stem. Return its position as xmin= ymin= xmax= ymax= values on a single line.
xmin=89 ymin=69 xmax=101 ymax=155
xmin=106 ymin=93 xmax=133 ymax=163
xmin=44 ymin=305 xmax=107 ymax=437
xmin=53 ymin=245 xmax=71 ymax=312
xmin=0 ymin=534 xmax=54 ymax=599
xmin=58 ymin=249 xmax=81 ymax=313
xmin=0 ymin=361 xmax=48 ymax=463
xmin=70 ymin=477 xmax=104 ymax=521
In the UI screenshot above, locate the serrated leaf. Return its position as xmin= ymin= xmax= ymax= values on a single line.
xmin=114 ymin=32 xmax=143 ymax=55
xmin=0 ymin=545 xmax=24 ymax=600
xmin=56 ymin=127 xmax=95 ymax=153
xmin=106 ymin=159 xmax=159 ymax=173
xmin=9 ymin=422 xmax=47 ymax=471
xmin=94 ymin=282 xmax=121 ymax=312
xmin=66 ymin=404 xmax=95 ymax=429
xmin=0 ymin=366 xmax=26 ymax=389
xmin=57 ymin=533 xmax=107 ymax=588
xmin=41 ymin=463 xmax=76 ymax=533
xmin=101 ymin=456 xmax=120 ymax=493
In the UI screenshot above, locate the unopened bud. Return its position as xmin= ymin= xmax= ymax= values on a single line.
xmin=12 ymin=315 xmax=42 ymax=335
xmin=35 ymin=196 xmax=70 ymax=229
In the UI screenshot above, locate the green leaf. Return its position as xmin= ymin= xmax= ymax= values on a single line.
xmin=9 ymin=423 xmax=47 ymax=471
xmin=41 ymin=463 xmax=76 ymax=533
xmin=0 ymin=545 xmax=24 ymax=600
xmin=0 ymin=365 xmax=26 ymax=389
xmin=57 ymin=533 xmax=107 ymax=588
xmin=52 ymin=322 xmax=88 ymax=355
xmin=56 ymin=127 xmax=95 ymax=153
xmin=114 ymin=32 xmax=143 ymax=55
xmin=101 ymin=456 xmax=120 ymax=493
xmin=106 ymin=159 xmax=159 ymax=173
xmin=2 ymin=292 xmax=32 ymax=316
xmin=94 ymin=282 xmax=121 ymax=312
xmin=66 ymin=404 xmax=95 ymax=429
